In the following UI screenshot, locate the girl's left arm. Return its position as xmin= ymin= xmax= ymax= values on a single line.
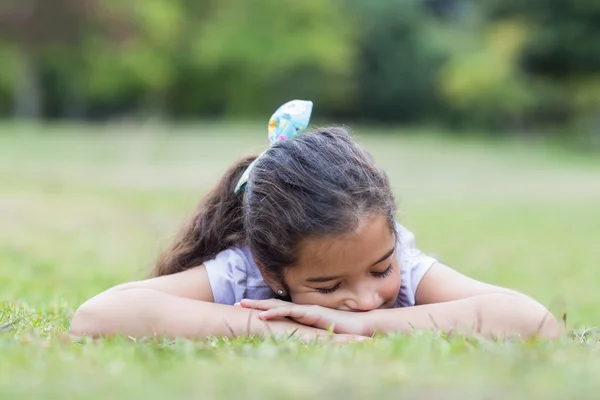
xmin=364 ymin=262 xmax=562 ymax=339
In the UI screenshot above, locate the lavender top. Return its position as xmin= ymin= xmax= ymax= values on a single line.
xmin=204 ymin=223 xmax=437 ymax=307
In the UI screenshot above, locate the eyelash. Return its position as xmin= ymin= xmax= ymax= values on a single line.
xmin=315 ymin=264 xmax=394 ymax=294
xmin=315 ymin=284 xmax=341 ymax=294
xmin=372 ymin=263 xmax=394 ymax=278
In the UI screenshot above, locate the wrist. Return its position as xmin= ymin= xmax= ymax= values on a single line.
xmin=254 ymin=315 xmax=305 ymax=337
xmin=359 ymin=308 xmax=397 ymax=336
xmin=355 ymin=311 xmax=375 ymax=337
xmin=230 ymin=307 xmax=291 ymax=338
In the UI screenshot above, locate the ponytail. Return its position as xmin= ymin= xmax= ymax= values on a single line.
xmin=151 ymin=155 xmax=256 ymax=277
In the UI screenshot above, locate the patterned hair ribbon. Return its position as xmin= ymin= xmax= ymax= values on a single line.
xmin=234 ymin=100 xmax=313 ymax=194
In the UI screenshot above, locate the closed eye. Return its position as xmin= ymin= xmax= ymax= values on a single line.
xmin=372 ymin=264 xmax=393 ymax=278
xmin=315 ymin=283 xmax=341 ymax=294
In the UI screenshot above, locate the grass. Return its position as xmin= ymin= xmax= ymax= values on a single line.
xmin=1 ymin=121 xmax=600 ymax=399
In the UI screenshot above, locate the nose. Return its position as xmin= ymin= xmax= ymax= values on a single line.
xmin=346 ymin=288 xmax=381 ymax=312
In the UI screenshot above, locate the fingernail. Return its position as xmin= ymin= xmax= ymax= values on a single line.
xmin=234 ymin=302 xmax=240 ymax=306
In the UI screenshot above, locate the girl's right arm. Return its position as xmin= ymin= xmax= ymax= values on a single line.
xmin=69 ymin=266 xmax=362 ymax=342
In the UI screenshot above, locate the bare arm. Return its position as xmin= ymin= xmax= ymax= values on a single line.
xmin=364 ymin=293 xmax=560 ymax=339
xmin=370 ymin=263 xmax=560 ymax=339
xmin=414 ymin=262 xmax=527 ymax=304
xmin=70 ymin=266 xmax=364 ymax=342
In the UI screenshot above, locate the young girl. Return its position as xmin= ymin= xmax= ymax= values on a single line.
xmin=71 ymin=100 xmax=561 ymax=342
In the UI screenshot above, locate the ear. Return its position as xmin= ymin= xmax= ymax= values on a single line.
xmin=255 ymin=260 xmax=288 ymax=296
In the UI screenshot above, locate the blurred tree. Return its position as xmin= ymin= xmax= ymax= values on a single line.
xmin=495 ymin=0 xmax=600 ymax=133
xmin=344 ymin=0 xmax=448 ymax=123
xmin=440 ymin=0 xmax=600 ymax=132
xmin=178 ymin=0 xmax=355 ymax=117
xmin=74 ymin=0 xmax=186 ymax=119
xmin=0 ymin=0 xmax=129 ymax=119
xmin=439 ymin=17 xmax=536 ymax=130
xmin=48 ymin=0 xmax=354 ymax=119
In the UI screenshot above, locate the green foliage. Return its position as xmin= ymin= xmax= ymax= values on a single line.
xmin=0 ymin=0 xmax=598 ymax=135
xmin=472 ymin=0 xmax=600 ymax=130
xmin=187 ymin=0 xmax=355 ymax=115
xmin=439 ymin=18 xmax=536 ymax=129
xmin=0 ymin=42 xmax=18 ymax=111
xmin=346 ymin=0 xmax=448 ymax=122
xmin=519 ymin=0 xmax=600 ymax=127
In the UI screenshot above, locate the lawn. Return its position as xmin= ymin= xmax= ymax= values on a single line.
xmin=1 ymin=122 xmax=600 ymax=399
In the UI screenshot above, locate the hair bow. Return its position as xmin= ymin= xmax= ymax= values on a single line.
xmin=234 ymin=100 xmax=313 ymax=194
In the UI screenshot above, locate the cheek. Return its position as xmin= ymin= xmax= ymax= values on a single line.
xmin=289 ymin=291 xmax=343 ymax=308
xmin=380 ymin=265 xmax=402 ymax=301
xmin=383 ymin=274 xmax=402 ymax=298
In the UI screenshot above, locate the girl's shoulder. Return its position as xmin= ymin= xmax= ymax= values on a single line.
xmin=203 ymin=247 xmax=273 ymax=305
xmin=395 ymin=222 xmax=438 ymax=307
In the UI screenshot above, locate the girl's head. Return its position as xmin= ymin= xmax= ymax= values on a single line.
xmin=154 ymin=101 xmax=401 ymax=311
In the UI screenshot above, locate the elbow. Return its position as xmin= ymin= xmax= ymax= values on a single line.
xmin=531 ymin=309 xmax=562 ymax=340
xmin=70 ymin=301 xmax=102 ymax=337
xmin=70 ymin=289 xmax=160 ymax=338
xmin=473 ymin=294 xmax=562 ymax=341
xmin=70 ymin=293 xmax=123 ymax=338
xmin=505 ymin=294 xmax=563 ymax=340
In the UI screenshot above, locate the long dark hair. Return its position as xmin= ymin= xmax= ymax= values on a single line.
xmin=151 ymin=126 xmax=396 ymax=280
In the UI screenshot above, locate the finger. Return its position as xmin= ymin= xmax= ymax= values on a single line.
xmin=257 ymin=306 xmax=310 ymax=321
xmin=258 ymin=307 xmax=331 ymax=330
xmin=240 ymin=298 xmax=288 ymax=310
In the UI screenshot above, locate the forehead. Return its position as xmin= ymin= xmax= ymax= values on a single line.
xmin=292 ymin=215 xmax=395 ymax=274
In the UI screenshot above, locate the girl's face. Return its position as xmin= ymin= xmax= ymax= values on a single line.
xmin=283 ymin=214 xmax=401 ymax=311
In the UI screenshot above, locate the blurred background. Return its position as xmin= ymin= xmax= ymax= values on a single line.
xmin=1 ymin=0 xmax=599 ymax=142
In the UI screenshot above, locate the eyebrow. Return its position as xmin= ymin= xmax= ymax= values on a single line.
xmin=305 ymin=245 xmax=396 ymax=283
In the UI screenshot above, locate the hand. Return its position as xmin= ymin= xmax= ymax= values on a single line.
xmin=240 ymin=299 xmax=369 ymax=336
xmin=258 ymin=318 xmax=370 ymax=344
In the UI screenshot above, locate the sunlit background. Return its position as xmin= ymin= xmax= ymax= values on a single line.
xmin=1 ymin=1 xmax=600 ymax=398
